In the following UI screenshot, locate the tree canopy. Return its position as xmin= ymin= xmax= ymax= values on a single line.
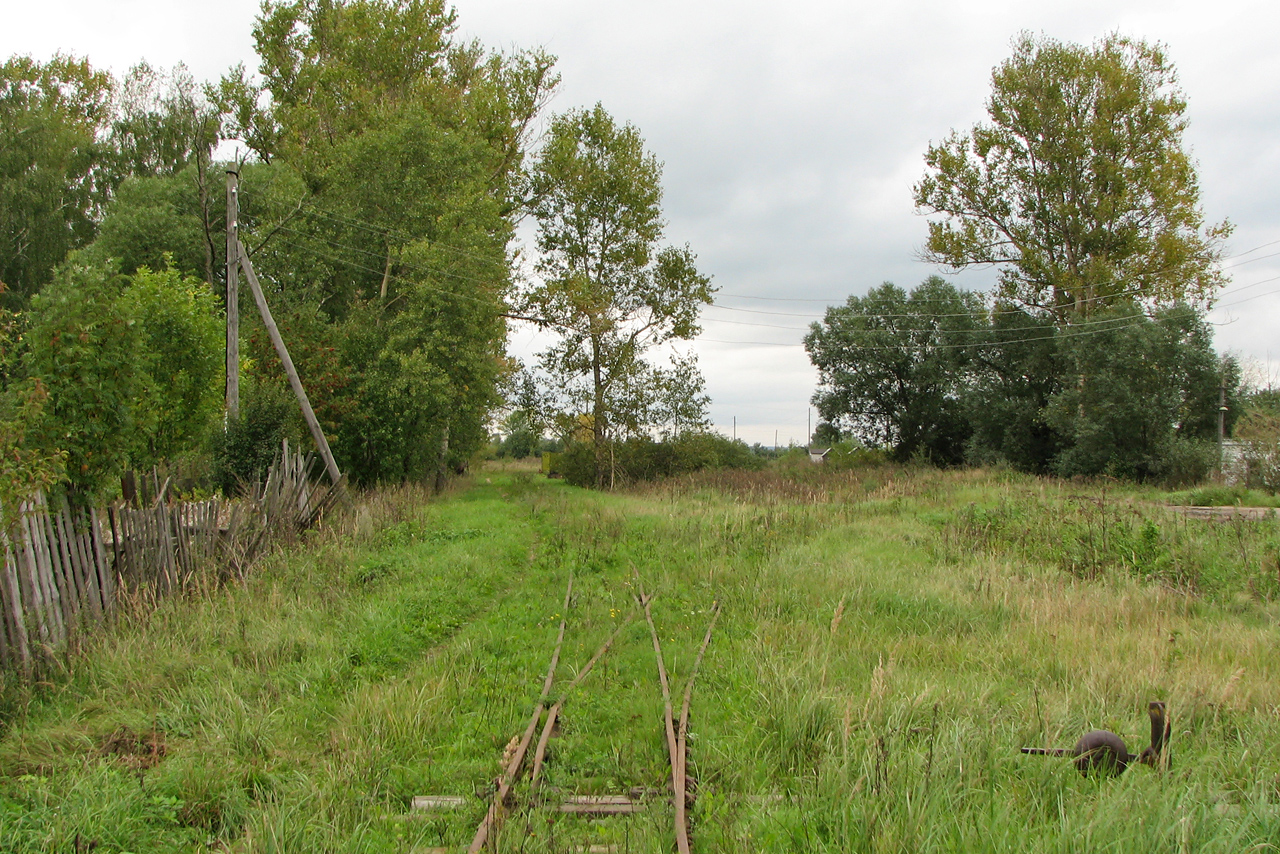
xmin=805 ymin=277 xmax=982 ymax=464
xmin=524 ymin=104 xmax=714 ymax=487
xmin=914 ymin=33 xmax=1230 ymax=322
xmin=0 ymin=55 xmax=113 ymax=307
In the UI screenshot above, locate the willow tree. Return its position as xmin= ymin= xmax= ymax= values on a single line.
xmin=526 ymin=104 xmax=714 ymax=488
xmin=914 ymin=33 xmax=1230 ymax=322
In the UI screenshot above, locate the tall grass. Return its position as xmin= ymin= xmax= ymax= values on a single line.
xmin=1 ymin=467 xmax=1277 ymax=852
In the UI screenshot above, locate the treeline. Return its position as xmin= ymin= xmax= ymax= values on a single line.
xmin=806 ymin=277 xmax=1236 ymax=483
xmin=1 ymin=0 xmax=715 ymax=507
xmin=806 ymin=34 xmax=1267 ymax=487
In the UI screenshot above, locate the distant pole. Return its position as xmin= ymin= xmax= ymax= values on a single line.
xmin=1218 ymin=377 xmax=1228 ymax=480
xmin=733 ymin=416 xmax=736 ymax=442
xmin=774 ymin=429 xmax=778 ymax=451
xmin=807 ymin=408 xmax=811 ymax=447
xmin=225 ymin=170 xmax=240 ymax=420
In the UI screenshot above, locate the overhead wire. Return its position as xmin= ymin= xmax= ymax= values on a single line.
xmin=274 ymin=221 xmax=1221 ymax=348
xmin=255 ymin=200 xmax=1280 ymax=351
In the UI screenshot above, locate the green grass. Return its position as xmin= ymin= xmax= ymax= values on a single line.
xmin=1 ymin=466 xmax=1279 ymax=852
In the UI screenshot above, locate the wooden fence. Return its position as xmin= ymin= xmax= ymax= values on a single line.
xmin=0 ymin=443 xmax=343 ymax=678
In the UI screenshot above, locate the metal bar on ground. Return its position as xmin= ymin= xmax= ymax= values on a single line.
xmin=642 ymin=594 xmax=688 ymax=854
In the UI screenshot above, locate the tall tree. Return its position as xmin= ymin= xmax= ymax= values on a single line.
xmin=229 ymin=0 xmax=557 ymax=485
xmin=914 ymin=34 xmax=1230 ymax=322
xmin=525 ymin=104 xmax=714 ymax=487
xmin=0 ymin=56 xmax=113 ymax=307
xmin=1047 ymin=304 xmax=1231 ymax=480
xmin=805 ymin=277 xmax=982 ymax=464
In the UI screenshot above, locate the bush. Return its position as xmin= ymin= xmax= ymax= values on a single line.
xmin=1152 ymin=438 xmax=1218 ymax=489
xmin=1235 ymin=410 xmax=1280 ymax=494
xmin=559 ymin=433 xmax=763 ymax=488
xmin=210 ymin=379 xmax=301 ymax=495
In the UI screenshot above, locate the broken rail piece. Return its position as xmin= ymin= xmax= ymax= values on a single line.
xmin=1021 ymin=700 xmax=1169 ymax=776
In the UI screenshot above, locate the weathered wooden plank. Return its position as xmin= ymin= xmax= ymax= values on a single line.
xmin=79 ymin=506 xmax=104 ymax=621
xmin=19 ymin=501 xmax=56 ymax=646
xmin=411 ymin=796 xmax=468 ymax=811
xmin=1 ymin=532 xmax=31 ymax=673
xmin=50 ymin=498 xmax=82 ymax=626
xmin=90 ymin=507 xmax=114 ymax=616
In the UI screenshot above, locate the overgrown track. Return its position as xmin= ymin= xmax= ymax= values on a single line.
xmin=443 ymin=573 xmax=720 ymax=853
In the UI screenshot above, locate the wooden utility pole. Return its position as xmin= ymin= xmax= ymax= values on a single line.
xmin=1218 ymin=377 xmax=1228 ymax=480
xmin=225 ymin=170 xmax=240 ymax=420
xmin=238 ymin=242 xmax=344 ymax=490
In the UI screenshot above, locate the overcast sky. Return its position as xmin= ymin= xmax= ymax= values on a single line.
xmin=6 ymin=0 xmax=1279 ymax=445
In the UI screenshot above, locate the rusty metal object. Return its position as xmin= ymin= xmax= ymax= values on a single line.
xmin=1021 ymin=700 xmax=1170 ymax=777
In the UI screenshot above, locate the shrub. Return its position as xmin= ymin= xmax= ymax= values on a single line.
xmin=559 ymin=432 xmax=763 ymax=488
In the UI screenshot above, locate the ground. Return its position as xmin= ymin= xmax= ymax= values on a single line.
xmin=1 ymin=464 xmax=1278 ymax=852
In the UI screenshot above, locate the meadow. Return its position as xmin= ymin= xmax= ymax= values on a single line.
xmin=1 ymin=462 xmax=1278 ymax=853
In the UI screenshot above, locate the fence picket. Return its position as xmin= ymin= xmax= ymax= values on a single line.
xmin=1 ymin=534 xmax=31 ymax=673
xmin=3 ymin=446 xmax=331 ymax=679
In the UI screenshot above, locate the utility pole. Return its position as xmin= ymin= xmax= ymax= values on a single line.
xmin=1218 ymin=376 xmax=1228 ymax=480
xmin=225 ymin=170 xmax=240 ymax=420
xmin=733 ymin=416 xmax=736 ymax=442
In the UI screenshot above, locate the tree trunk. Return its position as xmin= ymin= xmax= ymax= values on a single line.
xmin=591 ymin=335 xmax=608 ymax=490
xmin=434 ymin=422 xmax=450 ymax=495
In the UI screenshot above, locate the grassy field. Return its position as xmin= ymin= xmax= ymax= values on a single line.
xmin=1 ymin=462 xmax=1278 ymax=852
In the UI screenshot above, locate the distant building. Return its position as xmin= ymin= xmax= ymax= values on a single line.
xmin=807 ymin=447 xmax=830 ymax=464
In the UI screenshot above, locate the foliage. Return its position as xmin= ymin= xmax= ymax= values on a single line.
xmin=107 ymin=62 xmax=221 ymax=184
xmin=1233 ymin=409 xmax=1280 ymax=493
xmin=0 ymin=295 xmax=65 ymax=526
xmin=961 ymin=303 xmax=1063 ymax=473
xmin=226 ymin=0 xmax=559 ymax=487
xmin=118 ymin=266 xmax=224 ymax=468
xmin=251 ymin=0 xmax=556 ymax=196
xmin=210 ymin=375 xmax=302 ymax=494
xmin=14 ymin=262 xmax=224 ymax=498
xmin=805 ymin=277 xmax=982 ymax=464
xmin=0 ymin=55 xmax=114 ymax=307
xmin=558 ymin=432 xmax=763 ymax=487
xmin=87 ymin=170 xmax=212 ymax=278
xmin=1046 ymin=304 xmax=1232 ymax=481
xmin=20 ymin=263 xmax=142 ymax=497
xmin=495 ymin=410 xmax=540 ymax=459
xmin=525 ymin=104 xmax=715 ymax=487
xmin=914 ymin=33 xmax=1230 ymax=321
xmin=807 ymin=274 xmax=1235 ymax=481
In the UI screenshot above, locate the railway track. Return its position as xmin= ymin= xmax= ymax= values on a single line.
xmin=413 ymin=572 xmax=721 ymax=853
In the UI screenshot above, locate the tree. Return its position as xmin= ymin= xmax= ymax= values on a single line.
xmin=914 ymin=34 xmax=1230 ymax=323
xmin=86 ymin=169 xmax=212 ymax=278
xmin=16 ymin=261 xmax=225 ymax=497
xmin=805 ymin=277 xmax=982 ymax=464
xmin=21 ymin=263 xmax=143 ymax=497
xmin=963 ymin=302 xmax=1063 ymax=472
xmin=0 ymin=287 xmax=66 ymax=525
xmin=1046 ymin=304 xmax=1231 ymax=481
xmin=107 ymin=62 xmax=221 ymax=183
xmin=118 ymin=266 xmax=224 ymax=468
xmin=227 ymin=0 xmax=557 ymax=486
xmin=525 ymin=104 xmax=715 ymax=488
xmin=0 ymin=55 xmax=113 ymax=307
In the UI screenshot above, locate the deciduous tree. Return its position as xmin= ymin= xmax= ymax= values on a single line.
xmin=805 ymin=277 xmax=982 ymax=464
xmin=525 ymin=104 xmax=714 ymax=487
xmin=0 ymin=56 xmax=113 ymax=307
xmin=914 ymin=34 xmax=1230 ymax=322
